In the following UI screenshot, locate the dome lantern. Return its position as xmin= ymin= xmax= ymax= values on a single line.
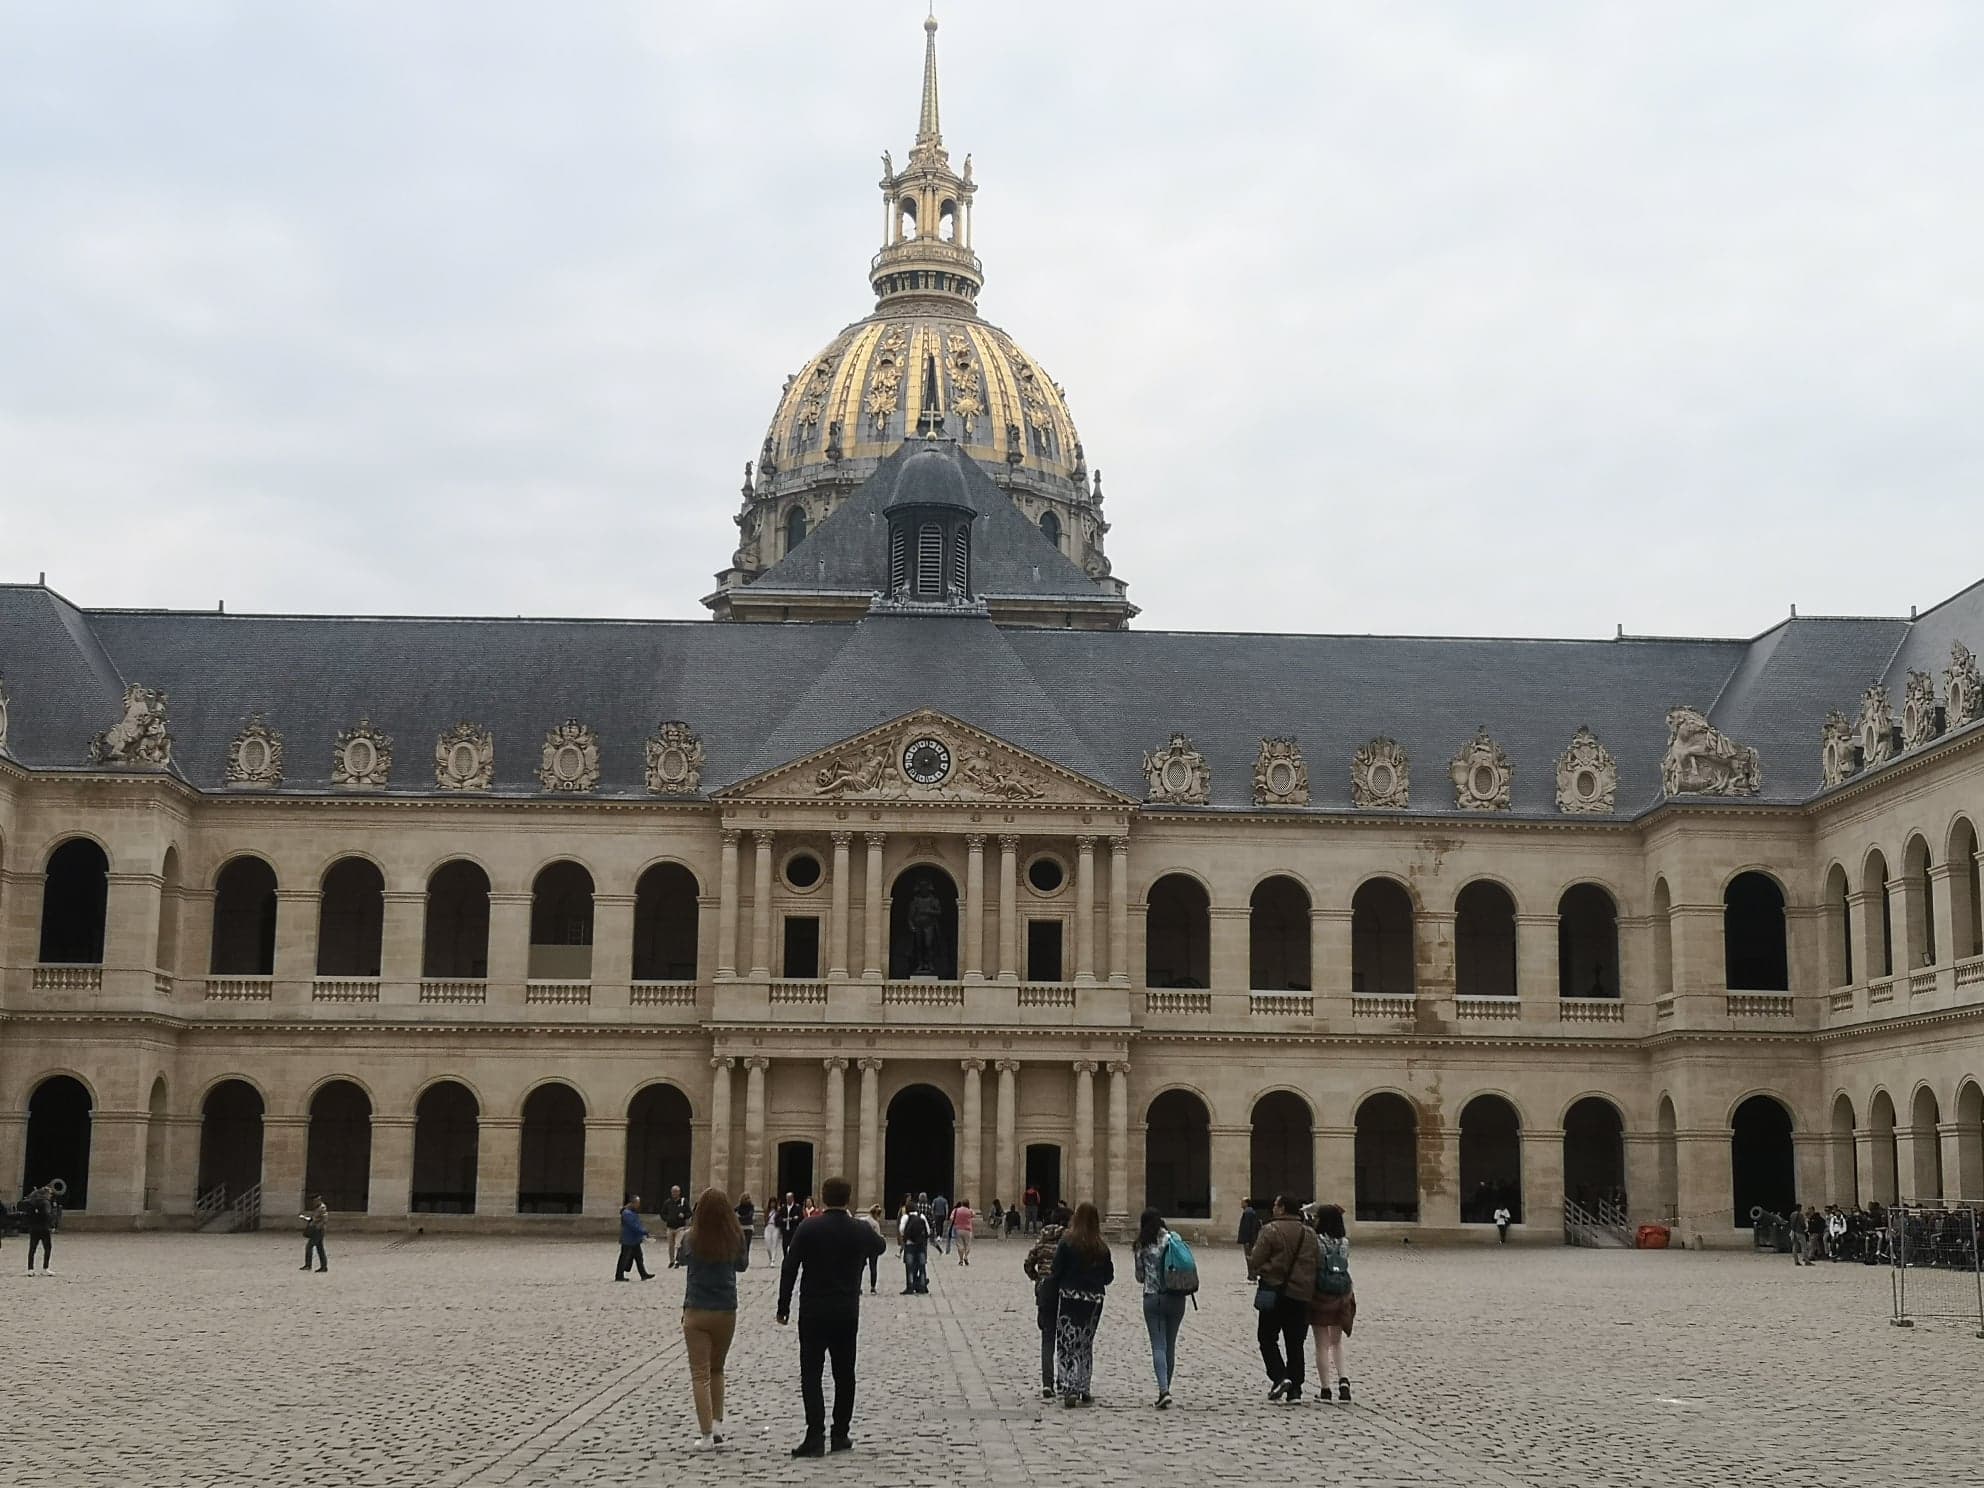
xmin=870 ymin=11 xmax=981 ymax=311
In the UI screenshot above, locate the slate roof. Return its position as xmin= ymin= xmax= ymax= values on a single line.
xmin=7 ymin=577 xmax=1980 ymax=816
xmin=749 ymin=439 xmax=1113 ymax=604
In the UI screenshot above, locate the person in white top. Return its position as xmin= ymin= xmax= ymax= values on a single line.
xmin=1492 ymin=1205 xmax=1512 ymax=1244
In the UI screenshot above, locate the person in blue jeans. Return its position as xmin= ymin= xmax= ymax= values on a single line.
xmin=1132 ymin=1207 xmax=1188 ymax=1409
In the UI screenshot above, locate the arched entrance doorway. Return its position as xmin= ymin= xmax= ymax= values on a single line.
xmin=625 ymin=1084 xmax=694 ymax=1206
xmin=1731 ymin=1094 xmax=1795 ymax=1226
xmin=1354 ymin=1092 xmax=1419 ymax=1221
xmin=1458 ymin=1094 xmax=1521 ymax=1223
xmin=1562 ymin=1097 xmax=1625 ymax=1208
xmin=518 ymin=1083 xmax=586 ymax=1213
xmin=1249 ymin=1091 xmax=1313 ymax=1205
xmin=25 ymin=1075 xmax=93 ymax=1209
xmin=885 ymin=1084 xmax=955 ymax=1201
xmin=412 ymin=1081 xmax=479 ymax=1212
xmin=888 ymin=869 xmax=958 ymax=979
xmin=1024 ymin=1144 xmax=1062 ymax=1211
xmin=305 ymin=1080 xmax=372 ymax=1212
xmin=1144 ymin=1090 xmax=1211 ymax=1218
xmin=197 ymin=1080 xmax=265 ymax=1202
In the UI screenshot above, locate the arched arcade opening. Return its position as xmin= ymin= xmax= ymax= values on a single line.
xmin=1354 ymin=1092 xmax=1419 ymax=1222
xmin=24 ymin=1075 xmax=93 ymax=1209
xmin=885 ymin=1084 xmax=955 ymax=1202
xmin=412 ymin=1081 xmax=479 ymax=1213
xmin=1144 ymin=1090 xmax=1211 ymax=1218
xmin=1249 ymin=1091 xmax=1313 ymax=1205
xmin=1458 ymin=1094 xmax=1521 ymax=1223
xmin=1730 ymin=1094 xmax=1795 ymax=1226
xmin=305 ymin=1080 xmax=372 ymax=1212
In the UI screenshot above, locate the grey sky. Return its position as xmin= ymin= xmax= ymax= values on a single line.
xmin=2 ymin=1 xmax=1979 ymax=638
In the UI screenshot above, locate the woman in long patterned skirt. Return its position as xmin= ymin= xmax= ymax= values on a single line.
xmin=1050 ymin=1201 xmax=1116 ymax=1405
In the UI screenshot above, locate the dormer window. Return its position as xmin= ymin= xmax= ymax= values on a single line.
xmin=883 ymin=493 xmax=973 ymax=606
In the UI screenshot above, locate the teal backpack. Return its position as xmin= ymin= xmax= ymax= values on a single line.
xmin=1158 ymin=1231 xmax=1200 ymax=1296
xmin=1317 ymin=1235 xmax=1352 ymax=1296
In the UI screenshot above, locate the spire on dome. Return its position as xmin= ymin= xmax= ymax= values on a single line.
xmin=916 ymin=11 xmax=942 ymax=154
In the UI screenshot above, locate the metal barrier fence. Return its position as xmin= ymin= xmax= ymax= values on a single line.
xmin=1888 ymin=1203 xmax=1984 ymax=1338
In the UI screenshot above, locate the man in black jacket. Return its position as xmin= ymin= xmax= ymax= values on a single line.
xmin=661 ymin=1186 xmax=691 ymax=1267
xmin=777 ymin=1175 xmax=887 ymax=1457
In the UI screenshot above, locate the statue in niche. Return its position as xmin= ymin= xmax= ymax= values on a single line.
xmin=905 ymin=874 xmax=945 ymax=976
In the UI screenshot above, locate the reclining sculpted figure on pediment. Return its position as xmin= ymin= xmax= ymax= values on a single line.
xmin=814 ymin=742 xmax=894 ymax=796
xmin=1660 ymin=706 xmax=1760 ymax=797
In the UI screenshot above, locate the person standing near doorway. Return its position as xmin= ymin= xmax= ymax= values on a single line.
xmin=898 ymin=1200 xmax=931 ymax=1294
xmin=1024 ymin=1183 xmax=1042 ymax=1234
xmin=1492 ymin=1204 xmax=1512 ymax=1244
xmin=661 ymin=1185 xmax=692 ymax=1268
xmin=1237 ymin=1198 xmax=1263 ymax=1270
xmin=1247 ymin=1193 xmax=1319 ymax=1403
xmin=299 ymin=1196 xmax=329 ymax=1273
xmin=616 ymin=1195 xmax=654 ymax=1281
xmin=777 ymin=1176 xmax=887 ymax=1458
xmin=862 ymin=1205 xmax=886 ymax=1294
xmin=680 ymin=1187 xmax=749 ymax=1450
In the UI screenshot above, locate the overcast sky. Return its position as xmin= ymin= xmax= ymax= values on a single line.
xmin=3 ymin=1 xmax=1980 ymax=638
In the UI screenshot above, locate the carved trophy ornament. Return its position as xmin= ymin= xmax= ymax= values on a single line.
xmin=435 ymin=722 xmax=495 ymax=791
xmin=537 ymin=719 xmax=600 ymax=793
xmin=225 ymin=715 xmax=284 ymax=787
xmin=1350 ymin=737 xmax=1410 ymax=809
xmin=645 ymin=721 xmax=705 ymax=794
xmin=0 ymin=674 xmax=10 ymax=755
xmin=1819 ymin=711 xmax=1855 ymax=789
xmin=1253 ymin=737 xmax=1310 ymax=807
xmin=1449 ymin=726 xmax=1512 ymax=811
xmin=865 ymin=325 xmax=907 ymax=436
xmin=1947 ymin=641 xmax=1983 ymax=730
xmin=1900 ymin=670 xmax=1942 ymax=751
xmin=1660 ymin=707 xmax=1761 ymax=797
xmin=1555 ymin=726 xmax=1618 ymax=814
xmin=945 ymin=334 xmax=983 ymax=439
xmin=1855 ymin=683 xmax=1895 ymax=769
xmin=332 ymin=720 xmax=392 ymax=786
xmin=1143 ymin=733 xmax=1211 ymax=805
xmin=89 ymin=684 xmax=172 ymax=767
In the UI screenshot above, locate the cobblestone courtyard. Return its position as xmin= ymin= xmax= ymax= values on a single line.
xmin=3 ymin=1230 xmax=1976 ymax=1486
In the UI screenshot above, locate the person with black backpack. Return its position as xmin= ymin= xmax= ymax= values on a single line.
xmin=1307 ymin=1203 xmax=1357 ymax=1402
xmin=1132 ymin=1207 xmax=1197 ymax=1409
xmin=897 ymin=1200 xmax=931 ymax=1294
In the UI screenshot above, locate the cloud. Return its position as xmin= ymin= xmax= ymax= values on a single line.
xmin=1 ymin=0 xmax=1979 ymax=637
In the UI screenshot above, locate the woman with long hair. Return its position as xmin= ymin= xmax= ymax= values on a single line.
xmin=1132 ymin=1207 xmax=1186 ymax=1408
xmin=1307 ymin=1203 xmax=1356 ymax=1402
xmin=1048 ymin=1200 xmax=1115 ymax=1405
xmin=679 ymin=1187 xmax=749 ymax=1449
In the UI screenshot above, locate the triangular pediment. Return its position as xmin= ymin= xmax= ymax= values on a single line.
xmin=717 ymin=709 xmax=1135 ymax=807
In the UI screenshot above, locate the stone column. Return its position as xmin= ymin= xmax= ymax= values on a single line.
xmin=717 ymin=829 xmax=741 ymax=977
xmin=1928 ymin=863 xmax=1959 ymax=970
xmin=273 ymin=888 xmax=319 ymax=995
xmin=370 ymin=1116 xmax=415 ymax=1218
xmin=1515 ymin=913 xmax=1558 ymax=1001
xmin=1109 ymin=838 xmax=1131 ymax=984
xmin=1105 ymin=1061 xmax=1130 ymax=1222
xmin=486 ymin=892 xmax=533 ymax=989
xmin=857 ymin=1058 xmax=883 ymax=1208
xmin=750 ymin=831 xmax=774 ymax=977
xmin=1072 ymin=1061 xmax=1097 ymax=1204
xmin=476 ymin=1117 xmax=522 ymax=1215
xmin=1074 ymin=837 xmax=1098 ymax=983
xmin=584 ymin=1117 xmax=627 ymax=1218
xmin=994 ymin=1059 xmax=1019 ymax=1208
xmin=262 ymin=1115 xmax=309 ymax=1216
xmin=960 ymin=1060 xmax=984 ymax=1205
xmin=828 ymin=832 xmax=852 ymax=977
xmin=1521 ymin=1127 xmax=1567 ymax=1230
xmin=863 ymin=834 xmax=887 ymax=980
xmin=823 ymin=1059 xmax=848 ymax=1183
xmin=708 ymin=1057 xmax=734 ymax=1193
xmin=963 ymin=835 xmax=986 ymax=980
xmin=382 ymin=889 xmax=425 ymax=990
xmin=997 ymin=835 xmax=1020 ymax=981
xmin=743 ymin=1057 xmax=769 ymax=1206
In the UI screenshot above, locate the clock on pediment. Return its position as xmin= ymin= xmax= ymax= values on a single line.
xmin=902 ymin=736 xmax=952 ymax=786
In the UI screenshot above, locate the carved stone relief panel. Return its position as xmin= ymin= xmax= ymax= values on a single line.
xmin=332 ymin=720 xmax=392 ymax=787
xmin=1350 ymin=737 xmax=1410 ymax=809
xmin=1944 ymin=642 xmax=1981 ymax=731
xmin=1819 ymin=710 xmax=1855 ymax=789
xmin=865 ymin=325 xmax=907 ymax=436
xmin=537 ymin=720 xmax=600 ymax=793
xmin=89 ymin=684 xmax=172 ymax=767
xmin=646 ymin=721 xmax=706 ymax=795
xmin=1253 ymin=736 xmax=1309 ymax=806
xmin=1900 ymin=670 xmax=1942 ymax=751
xmin=1555 ymin=726 xmax=1617 ymax=813
xmin=814 ymin=740 xmax=894 ymax=797
xmin=1142 ymin=732 xmax=1210 ymax=805
xmin=225 ymin=715 xmax=284 ymax=787
xmin=1855 ymin=683 xmax=1895 ymax=769
xmin=435 ymin=722 xmax=495 ymax=791
xmin=1660 ymin=706 xmax=1760 ymax=797
xmin=1448 ymin=726 xmax=1512 ymax=811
